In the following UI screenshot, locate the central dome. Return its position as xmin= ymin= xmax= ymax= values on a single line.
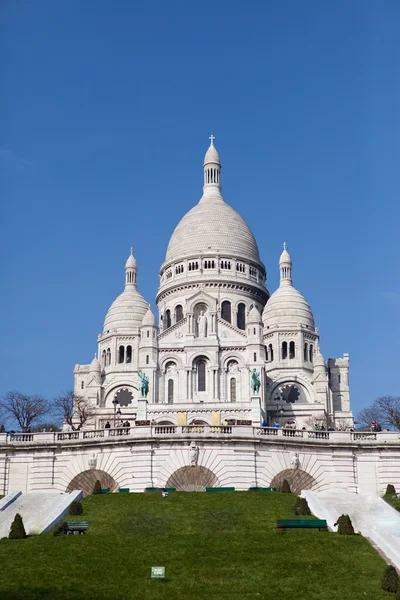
xmin=164 ymin=139 xmax=261 ymax=265
xmin=165 ymin=194 xmax=261 ymax=264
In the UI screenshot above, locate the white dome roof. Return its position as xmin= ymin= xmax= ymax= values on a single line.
xmin=165 ymin=194 xmax=261 ymax=264
xmin=262 ymin=285 xmax=315 ymax=329
xmin=203 ymin=144 xmax=220 ymax=165
xmin=89 ymin=354 xmax=101 ymax=373
xmin=248 ymin=304 xmax=262 ymax=323
xmin=141 ymin=305 xmax=157 ymax=327
xmin=103 ymin=288 xmax=148 ymax=333
xmin=125 ymin=250 xmax=137 ymax=270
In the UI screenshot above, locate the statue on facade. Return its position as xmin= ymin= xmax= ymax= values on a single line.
xmin=250 ymin=368 xmax=261 ymax=395
xmin=189 ymin=441 xmax=199 ymax=466
xmin=290 ymin=452 xmax=300 ymax=470
xmin=197 ymin=310 xmax=208 ymax=338
xmin=88 ymin=453 xmax=97 ymax=470
xmin=138 ymin=371 xmax=149 ymax=398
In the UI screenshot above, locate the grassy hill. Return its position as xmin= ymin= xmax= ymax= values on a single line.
xmin=0 ymin=491 xmax=390 ymax=600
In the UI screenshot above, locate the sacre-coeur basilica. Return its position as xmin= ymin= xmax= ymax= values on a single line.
xmin=74 ymin=137 xmax=353 ymax=431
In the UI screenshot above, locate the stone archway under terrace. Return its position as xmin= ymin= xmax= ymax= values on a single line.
xmin=270 ymin=469 xmax=316 ymax=495
xmin=66 ymin=469 xmax=119 ymax=497
xmin=166 ymin=466 xmax=220 ymax=492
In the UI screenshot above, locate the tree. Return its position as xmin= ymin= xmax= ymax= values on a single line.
xmin=386 ymin=484 xmax=396 ymax=496
xmin=0 ymin=391 xmax=49 ymax=432
xmin=382 ymin=565 xmax=399 ymax=593
xmin=31 ymin=422 xmax=61 ymax=433
xmin=53 ymin=390 xmax=96 ymax=431
xmin=337 ymin=514 xmax=354 ymax=535
xmin=281 ymin=479 xmax=291 ymax=493
xmin=358 ymin=396 xmax=400 ymax=431
xmin=9 ymin=513 xmax=27 ymax=539
xmin=93 ymin=480 xmax=102 ymax=495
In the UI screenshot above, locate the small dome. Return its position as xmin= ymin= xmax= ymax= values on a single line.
xmin=103 ymin=288 xmax=148 ymax=333
xmin=262 ymin=285 xmax=315 ymax=330
xmin=314 ymin=345 xmax=325 ymax=368
xmin=247 ymin=304 xmax=262 ymax=324
xmin=279 ymin=242 xmax=292 ymax=265
xmin=141 ymin=305 xmax=157 ymax=327
xmin=89 ymin=354 xmax=101 ymax=373
xmin=125 ymin=248 xmax=137 ymax=270
xmin=203 ymin=144 xmax=220 ymax=165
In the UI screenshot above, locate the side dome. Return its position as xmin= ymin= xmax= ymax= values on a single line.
xmin=89 ymin=354 xmax=101 ymax=373
xmin=263 ymin=243 xmax=315 ymax=330
xmin=103 ymin=250 xmax=149 ymax=333
xmin=141 ymin=305 xmax=157 ymax=327
xmin=164 ymin=138 xmax=261 ymax=265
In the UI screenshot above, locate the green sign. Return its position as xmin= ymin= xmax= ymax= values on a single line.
xmin=151 ymin=566 xmax=165 ymax=579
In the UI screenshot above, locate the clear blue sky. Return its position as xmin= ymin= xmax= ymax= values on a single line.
xmin=1 ymin=1 xmax=399 ymax=419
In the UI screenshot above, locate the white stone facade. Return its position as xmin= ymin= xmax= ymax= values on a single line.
xmin=74 ymin=137 xmax=353 ymax=431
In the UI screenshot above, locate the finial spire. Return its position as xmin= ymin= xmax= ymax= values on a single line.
xmin=209 ymin=133 xmax=215 ymax=146
xmin=283 ymin=242 xmax=287 ymax=251
xmin=130 ymin=247 xmax=134 ymax=256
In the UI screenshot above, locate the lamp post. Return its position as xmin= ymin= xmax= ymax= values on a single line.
xmin=112 ymin=398 xmax=118 ymax=427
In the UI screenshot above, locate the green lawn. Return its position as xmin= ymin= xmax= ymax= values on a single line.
xmin=0 ymin=491 xmax=389 ymax=600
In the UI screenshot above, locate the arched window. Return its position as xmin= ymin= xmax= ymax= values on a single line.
xmin=237 ymin=303 xmax=246 ymax=330
xmin=146 ymin=355 xmax=149 ymax=365
xmin=165 ymin=309 xmax=171 ymax=329
xmin=230 ymin=378 xmax=236 ymax=402
xmin=81 ymin=381 xmax=84 ymax=389
xmin=309 ymin=344 xmax=313 ymax=362
xmin=197 ymin=360 xmax=206 ymax=392
xmin=147 ymin=330 xmax=150 ymax=338
xmin=102 ymin=349 xmax=106 ymax=367
xmin=126 ymin=345 xmax=132 ymax=363
xmin=221 ymin=300 xmax=231 ymax=323
xmin=118 ymin=346 xmax=125 ymax=363
xmin=282 ymin=341 xmax=288 ymax=359
xmin=304 ymin=343 xmax=308 ymax=361
xmin=289 ymin=341 xmax=295 ymax=359
xmin=167 ymin=379 xmax=174 ymax=404
xmin=175 ymin=304 xmax=183 ymax=322
xmin=106 ymin=348 xmax=111 ymax=366
xmin=269 ymin=344 xmax=274 ymax=362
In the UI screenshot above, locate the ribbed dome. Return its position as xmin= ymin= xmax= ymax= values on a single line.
xmin=165 ymin=194 xmax=261 ymax=264
xmin=89 ymin=354 xmax=101 ymax=373
xmin=262 ymin=285 xmax=315 ymax=329
xmin=103 ymin=288 xmax=149 ymax=333
xmin=248 ymin=304 xmax=262 ymax=323
xmin=203 ymin=144 xmax=220 ymax=165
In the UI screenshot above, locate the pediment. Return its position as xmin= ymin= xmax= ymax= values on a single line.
xmin=186 ymin=289 xmax=217 ymax=312
xmin=313 ymin=372 xmax=328 ymax=383
xmin=86 ymin=375 xmax=101 ymax=388
xmin=218 ymin=319 xmax=247 ymax=340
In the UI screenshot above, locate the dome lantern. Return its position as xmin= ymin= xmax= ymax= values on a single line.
xmin=279 ymin=242 xmax=292 ymax=286
xmin=203 ymin=133 xmax=221 ymax=195
xmin=125 ymin=247 xmax=138 ymax=288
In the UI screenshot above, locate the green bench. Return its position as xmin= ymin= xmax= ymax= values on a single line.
xmin=62 ymin=521 xmax=88 ymax=534
xmin=101 ymin=488 xmax=109 ymax=494
xmin=119 ymin=488 xmax=129 ymax=493
xmin=248 ymin=487 xmax=275 ymax=491
xmin=277 ymin=519 xmax=327 ymax=531
xmin=144 ymin=487 xmax=176 ymax=492
xmin=206 ymin=487 xmax=235 ymax=492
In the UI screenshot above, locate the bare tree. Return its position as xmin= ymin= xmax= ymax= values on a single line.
xmin=53 ymin=390 xmax=96 ymax=431
xmin=357 ymin=396 xmax=400 ymax=431
xmin=0 ymin=391 xmax=49 ymax=432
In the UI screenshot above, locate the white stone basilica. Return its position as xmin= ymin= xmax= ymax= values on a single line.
xmin=74 ymin=137 xmax=353 ymax=430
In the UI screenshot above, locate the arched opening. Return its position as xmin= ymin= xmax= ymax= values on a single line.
xmin=197 ymin=359 xmax=206 ymax=392
xmin=237 ymin=303 xmax=246 ymax=330
xmin=118 ymin=345 xmax=125 ymax=364
xmin=309 ymin=344 xmax=313 ymax=362
xmin=175 ymin=304 xmax=183 ymax=323
xmin=282 ymin=341 xmax=288 ymax=360
xmin=167 ymin=379 xmax=174 ymax=404
xmin=270 ymin=469 xmax=317 ymax=495
xmin=289 ymin=341 xmax=295 ymax=359
xmin=230 ymin=377 xmax=236 ymax=402
xmin=106 ymin=348 xmax=111 ymax=366
xmin=165 ymin=466 xmax=220 ymax=492
xmin=269 ymin=344 xmax=274 ymax=362
xmin=146 ymin=355 xmax=149 ymax=365
xmin=221 ymin=300 xmax=231 ymax=323
xmin=126 ymin=345 xmax=132 ymax=363
xmin=66 ymin=469 xmax=118 ymax=497
xmin=165 ymin=309 xmax=171 ymax=329
xmin=304 ymin=343 xmax=308 ymax=361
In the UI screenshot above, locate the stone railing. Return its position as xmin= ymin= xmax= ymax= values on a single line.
xmin=0 ymin=427 xmax=399 ymax=446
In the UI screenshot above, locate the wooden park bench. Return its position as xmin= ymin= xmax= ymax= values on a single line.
xmin=277 ymin=519 xmax=327 ymax=531
xmin=62 ymin=521 xmax=88 ymax=534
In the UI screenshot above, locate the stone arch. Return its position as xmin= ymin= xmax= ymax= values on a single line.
xmin=270 ymin=469 xmax=316 ymax=495
xmin=166 ymin=465 xmax=220 ymax=492
xmin=66 ymin=469 xmax=119 ymax=497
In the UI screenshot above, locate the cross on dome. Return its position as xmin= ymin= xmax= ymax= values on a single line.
xmin=130 ymin=247 xmax=134 ymax=256
xmin=209 ymin=133 xmax=215 ymax=145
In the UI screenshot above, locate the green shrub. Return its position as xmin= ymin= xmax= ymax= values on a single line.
xmin=382 ymin=564 xmax=399 ymax=593
xmin=9 ymin=513 xmax=26 ymax=539
xmin=93 ymin=480 xmax=102 ymax=495
xmin=281 ymin=480 xmax=291 ymax=494
xmin=69 ymin=500 xmax=83 ymax=515
xmin=386 ymin=484 xmax=396 ymax=496
xmin=294 ymin=497 xmax=311 ymax=516
xmin=337 ymin=514 xmax=354 ymax=535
